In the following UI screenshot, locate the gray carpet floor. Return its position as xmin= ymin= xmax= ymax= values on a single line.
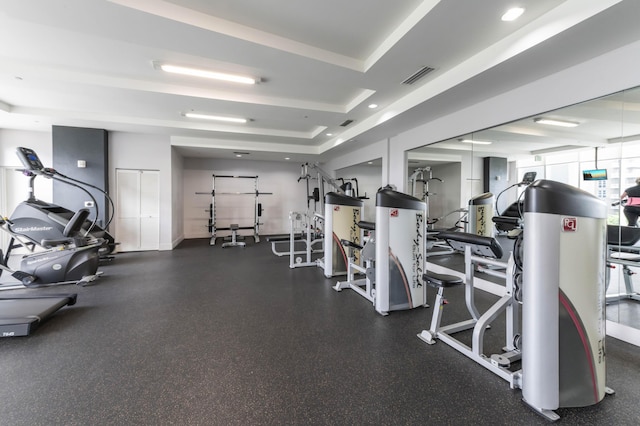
xmin=1 ymin=238 xmax=639 ymax=425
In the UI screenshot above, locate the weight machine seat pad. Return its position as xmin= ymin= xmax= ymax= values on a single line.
xmin=607 ymin=225 xmax=640 ymax=246
xmin=357 ymin=221 xmax=375 ymax=231
xmin=340 ymin=239 xmax=363 ymax=250
xmin=437 ymin=230 xmax=504 ymax=259
xmin=423 ymin=271 xmax=463 ymax=288
xmin=230 ymin=224 xmax=239 ymax=231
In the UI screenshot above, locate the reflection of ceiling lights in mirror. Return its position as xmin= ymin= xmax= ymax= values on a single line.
xmin=154 ymin=62 xmax=258 ymax=84
xmin=534 ymin=117 xmax=579 ymax=127
xmin=184 ymin=112 xmax=248 ymax=123
xmin=460 ymin=139 xmax=492 ymax=145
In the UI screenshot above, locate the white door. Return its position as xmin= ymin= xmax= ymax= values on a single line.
xmin=116 ymin=169 xmax=160 ymax=252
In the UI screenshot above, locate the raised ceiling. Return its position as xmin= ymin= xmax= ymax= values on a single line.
xmin=1 ymin=0 xmax=639 ymax=162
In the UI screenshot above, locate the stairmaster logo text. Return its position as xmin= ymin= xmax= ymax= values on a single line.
xmin=13 ymin=226 xmax=53 ymax=232
xmin=412 ymin=212 xmax=424 ymax=288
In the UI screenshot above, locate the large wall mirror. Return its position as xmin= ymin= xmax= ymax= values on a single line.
xmin=408 ymin=86 xmax=640 ymax=344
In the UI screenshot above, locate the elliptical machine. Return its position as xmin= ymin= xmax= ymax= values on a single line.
xmin=0 ymin=147 xmax=108 ymax=287
xmin=5 ymin=153 xmax=116 ymax=262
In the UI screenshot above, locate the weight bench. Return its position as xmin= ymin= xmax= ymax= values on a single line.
xmin=222 ymin=224 xmax=245 ymax=248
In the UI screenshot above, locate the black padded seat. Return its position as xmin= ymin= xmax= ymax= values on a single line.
xmin=437 ymin=231 xmax=504 ymax=259
xmin=423 ymin=271 xmax=463 ymax=288
xmin=230 ymin=223 xmax=239 ymax=231
xmin=357 ymin=221 xmax=375 ymax=231
xmin=607 ymin=225 xmax=640 ymax=246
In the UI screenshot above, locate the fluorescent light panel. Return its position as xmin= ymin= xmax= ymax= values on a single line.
xmin=158 ymin=63 xmax=257 ymax=85
xmin=534 ymin=117 xmax=579 ymax=127
xmin=184 ymin=112 xmax=247 ymax=123
xmin=460 ymin=139 xmax=492 ymax=145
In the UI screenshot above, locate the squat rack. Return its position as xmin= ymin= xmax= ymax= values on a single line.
xmin=197 ymin=175 xmax=272 ymax=246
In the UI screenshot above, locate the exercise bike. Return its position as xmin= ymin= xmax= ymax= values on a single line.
xmin=0 ymin=147 xmax=106 ymax=287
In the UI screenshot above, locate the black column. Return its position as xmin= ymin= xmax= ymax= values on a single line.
xmin=52 ymin=125 xmax=109 ymax=226
xmin=483 ymin=156 xmax=507 ymax=197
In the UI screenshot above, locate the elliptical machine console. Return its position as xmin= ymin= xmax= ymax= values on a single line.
xmin=16 ymin=147 xmax=46 ymax=172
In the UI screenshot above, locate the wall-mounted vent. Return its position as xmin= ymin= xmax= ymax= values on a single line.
xmin=340 ymin=119 xmax=354 ymax=127
xmin=402 ymin=66 xmax=435 ymax=85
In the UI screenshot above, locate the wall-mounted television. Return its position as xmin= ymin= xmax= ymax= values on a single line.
xmin=582 ymin=169 xmax=607 ymax=181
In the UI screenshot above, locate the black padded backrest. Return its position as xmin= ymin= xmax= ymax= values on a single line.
xmin=607 ymin=225 xmax=640 ymax=246
xmin=438 ymin=231 xmax=504 ymax=259
xmin=63 ymin=209 xmax=90 ymax=237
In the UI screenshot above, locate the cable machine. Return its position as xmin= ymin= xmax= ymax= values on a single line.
xmin=298 ymin=162 xmax=345 ymax=214
xmin=197 ymin=175 xmax=272 ymax=246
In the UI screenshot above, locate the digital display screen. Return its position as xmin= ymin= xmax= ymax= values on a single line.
xmin=583 ymin=169 xmax=607 ymax=180
xmin=16 ymin=147 xmax=44 ymax=171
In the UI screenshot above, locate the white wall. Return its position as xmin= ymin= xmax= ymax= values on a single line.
xmin=109 ymin=132 xmax=175 ymax=250
xmin=182 ymin=158 xmax=308 ymax=238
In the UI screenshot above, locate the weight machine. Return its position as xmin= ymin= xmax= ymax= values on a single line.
xmin=298 ymin=163 xmax=345 ymax=214
xmin=334 ymin=188 xmax=427 ymax=315
xmin=420 ymin=180 xmax=613 ymax=421
xmin=197 ymin=175 xmax=272 ymax=246
xmin=267 ymin=211 xmax=324 ymax=268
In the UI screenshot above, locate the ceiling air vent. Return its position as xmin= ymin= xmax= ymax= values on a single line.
xmin=402 ymin=66 xmax=435 ymax=85
xmin=340 ymin=119 xmax=354 ymax=127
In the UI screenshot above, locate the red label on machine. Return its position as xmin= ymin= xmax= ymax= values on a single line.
xmin=390 ymin=209 xmax=399 ymax=217
xmin=334 ymin=206 xmax=340 ymax=211
xmin=562 ymin=217 xmax=577 ymax=232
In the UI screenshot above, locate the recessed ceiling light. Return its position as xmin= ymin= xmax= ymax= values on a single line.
xmin=184 ymin=112 xmax=248 ymax=123
xmin=368 ymin=162 xmax=373 ymax=165
xmin=235 ymin=154 xmax=242 ymax=158
xmin=368 ymin=104 xmax=378 ymax=109
xmin=501 ymin=7 xmax=525 ymax=21
xmin=460 ymin=139 xmax=492 ymax=145
xmin=326 ymin=133 xmax=333 ymax=136
xmin=154 ymin=61 xmax=257 ymax=84
xmin=285 ymin=157 xmax=290 ymax=160
xmin=533 ymin=117 xmax=579 ymax=127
